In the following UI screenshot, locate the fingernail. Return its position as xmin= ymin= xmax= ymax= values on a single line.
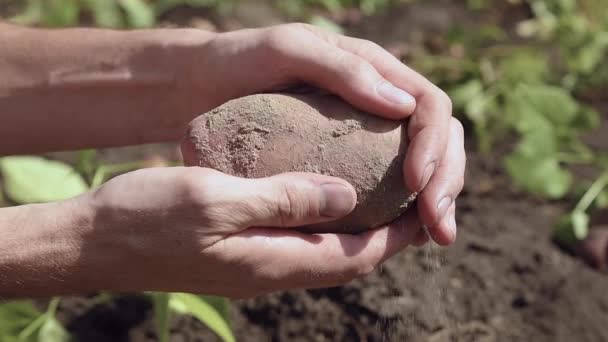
xmin=319 ymin=183 xmax=355 ymax=218
xmin=420 ymin=162 xmax=436 ymax=190
xmin=377 ymin=81 xmax=415 ymax=105
xmin=436 ymin=196 xmax=452 ymax=225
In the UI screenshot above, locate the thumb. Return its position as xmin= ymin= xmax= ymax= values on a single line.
xmin=225 ymin=172 xmax=357 ymax=228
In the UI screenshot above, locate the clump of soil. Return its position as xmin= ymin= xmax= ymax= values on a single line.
xmin=182 ymin=93 xmax=415 ymax=233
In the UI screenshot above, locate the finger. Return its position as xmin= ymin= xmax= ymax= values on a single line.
xmin=417 ymin=118 xmax=465 ymax=245
xmin=264 ymin=25 xmax=416 ymax=119
xmin=329 ymin=34 xmax=452 ymax=193
xmin=214 ymin=210 xmax=422 ymax=292
xmin=205 ymin=171 xmax=357 ymax=229
xmin=423 ymin=202 xmax=457 ymax=246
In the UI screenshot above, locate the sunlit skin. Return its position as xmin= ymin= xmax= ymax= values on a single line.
xmin=0 ymin=22 xmax=465 ymax=298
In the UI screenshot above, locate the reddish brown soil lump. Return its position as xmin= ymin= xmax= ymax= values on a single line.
xmin=181 ymin=93 xmax=413 ymax=234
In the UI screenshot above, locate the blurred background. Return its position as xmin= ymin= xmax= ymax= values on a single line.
xmin=0 ymin=0 xmax=607 ymax=341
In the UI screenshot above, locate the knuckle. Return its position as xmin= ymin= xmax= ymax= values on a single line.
xmin=178 ymin=168 xmax=210 ymax=203
xmin=263 ymin=23 xmax=307 ymax=52
xmin=342 ymin=56 xmax=374 ymax=83
xmin=354 ymin=261 xmax=377 ymax=278
xmin=429 ymin=87 xmax=452 ymax=114
xmin=357 ymin=38 xmax=380 ymax=52
xmin=450 ymin=117 xmax=465 ymax=136
xmin=273 ymin=182 xmax=311 ymax=225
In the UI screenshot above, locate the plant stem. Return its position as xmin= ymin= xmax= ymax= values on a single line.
xmin=18 ymin=313 xmax=46 ymax=340
xmin=153 ymin=292 xmax=171 ymax=342
xmin=575 ymin=170 xmax=608 ymax=213
xmin=46 ymin=297 xmax=61 ymax=317
xmin=18 ymin=297 xmax=62 ymax=340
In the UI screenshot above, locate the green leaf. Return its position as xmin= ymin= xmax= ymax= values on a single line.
xmin=571 ymin=105 xmax=601 ymax=130
xmin=500 ymin=52 xmax=548 ymax=85
xmin=75 ymin=149 xmax=99 ymax=181
xmin=573 ymin=32 xmax=608 ymax=74
xmin=309 ymin=15 xmax=344 ymax=34
xmin=200 ymin=296 xmax=230 ymax=320
xmin=0 ymin=301 xmax=41 ymax=342
xmin=83 ymin=0 xmax=124 ymax=28
xmin=43 ymin=0 xmax=80 ymax=27
xmin=169 ymin=293 xmax=235 ymax=342
xmin=516 ymin=129 xmax=557 ymax=158
xmin=504 ymin=88 xmax=552 ymax=134
xmin=37 ymin=317 xmax=69 ymax=342
xmin=554 ymin=210 xmax=590 ymax=248
xmin=119 ymin=0 xmax=155 ymax=28
xmin=595 ymin=189 xmax=608 ymax=209
xmin=152 ymin=293 xmax=170 ymax=342
xmin=518 ymin=84 xmax=579 ymax=126
xmin=0 ymin=156 xmax=89 ymax=204
xmin=449 ymin=80 xmax=484 ymax=109
xmin=9 ymin=0 xmax=43 ymax=25
xmin=505 ymin=154 xmax=572 ymax=199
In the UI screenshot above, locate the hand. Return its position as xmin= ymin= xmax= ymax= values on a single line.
xmin=87 ymin=167 xmax=422 ymax=297
xmin=187 ymin=24 xmax=465 ymax=245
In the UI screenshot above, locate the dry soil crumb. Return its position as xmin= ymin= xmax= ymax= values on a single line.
xmin=331 ymin=119 xmax=363 ymax=137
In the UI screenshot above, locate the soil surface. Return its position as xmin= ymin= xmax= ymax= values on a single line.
xmin=3 ymin=1 xmax=608 ymax=341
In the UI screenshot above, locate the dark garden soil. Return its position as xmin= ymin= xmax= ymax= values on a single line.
xmin=5 ymin=1 xmax=608 ymax=341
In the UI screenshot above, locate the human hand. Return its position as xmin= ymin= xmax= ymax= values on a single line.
xmin=86 ymin=167 xmax=422 ymax=297
xmin=186 ymin=24 xmax=465 ymax=245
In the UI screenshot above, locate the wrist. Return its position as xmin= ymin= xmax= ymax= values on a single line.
xmin=0 ymin=195 xmax=95 ymax=297
xmin=122 ymin=28 xmax=219 ymax=141
xmin=148 ymin=28 xmax=219 ymax=127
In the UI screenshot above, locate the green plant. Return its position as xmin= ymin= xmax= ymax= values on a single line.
xmin=414 ymin=0 xmax=608 ymax=243
xmin=0 ymin=155 xmax=235 ymax=341
xmin=7 ymin=0 xmax=233 ymax=28
xmin=276 ymin=0 xmax=395 ymax=17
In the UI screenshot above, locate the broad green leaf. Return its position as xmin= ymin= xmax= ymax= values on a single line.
xmin=200 ymin=296 xmax=230 ymax=321
xmin=518 ymin=84 xmax=579 ymax=126
xmin=9 ymin=0 xmax=43 ymax=25
xmin=309 ymin=15 xmax=344 ymax=34
xmin=38 ymin=317 xmax=69 ymax=342
xmin=570 ymin=105 xmax=601 ymax=130
xmin=0 ymin=185 xmax=5 ymax=207
xmin=500 ymin=52 xmax=548 ymax=85
xmin=119 ymin=0 xmax=155 ymax=28
xmin=0 ymin=156 xmax=88 ymax=204
xmin=505 ymin=154 xmax=572 ymax=199
xmin=170 ymin=293 xmax=235 ymax=342
xmin=504 ymin=88 xmax=552 ymax=134
xmin=83 ymin=0 xmax=124 ymax=28
xmin=44 ymin=0 xmax=79 ymax=27
xmin=515 ymin=129 xmax=556 ymax=158
xmin=152 ymin=293 xmax=170 ymax=342
xmin=449 ymin=80 xmax=483 ymax=109
xmin=595 ymin=189 xmax=608 ymax=209
xmin=0 ymin=301 xmax=41 ymax=342
xmin=75 ymin=149 xmax=99 ymax=181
